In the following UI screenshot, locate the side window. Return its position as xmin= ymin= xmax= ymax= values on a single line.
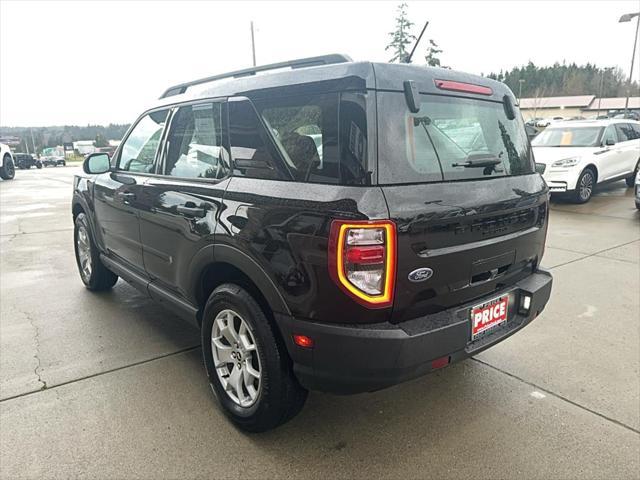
xmin=601 ymin=126 xmax=617 ymax=145
xmin=339 ymin=92 xmax=370 ymax=185
xmin=118 ymin=110 xmax=169 ymax=172
xmin=228 ymin=99 xmax=287 ymax=180
xmin=164 ymin=102 xmax=228 ymax=179
xmin=632 ymin=123 xmax=640 ymax=139
xmin=616 ymin=123 xmax=639 ymax=142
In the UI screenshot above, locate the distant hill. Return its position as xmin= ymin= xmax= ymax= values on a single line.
xmin=486 ymin=62 xmax=638 ymax=98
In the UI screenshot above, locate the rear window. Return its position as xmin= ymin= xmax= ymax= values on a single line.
xmin=377 ymin=93 xmax=534 ymax=184
xmin=532 ymin=126 xmax=603 ymax=147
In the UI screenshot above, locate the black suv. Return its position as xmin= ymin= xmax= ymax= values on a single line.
xmin=73 ymin=55 xmax=553 ymax=432
xmin=14 ymin=153 xmax=42 ymax=169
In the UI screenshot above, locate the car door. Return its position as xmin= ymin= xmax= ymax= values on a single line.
xmin=93 ymin=109 xmax=169 ymax=270
xmin=138 ymin=100 xmax=230 ymax=304
xmin=597 ymin=125 xmax=622 ymax=181
xmin=614 ymin=123 xmax=640 ymax=175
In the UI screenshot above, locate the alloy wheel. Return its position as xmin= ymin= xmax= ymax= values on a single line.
xmin=76 ymin=225 xmax=92 ymax=281
xmin=211 ymin=309 xmax=262 ymax=408
xmin=579 ymin=172 xmax=593 ymax=201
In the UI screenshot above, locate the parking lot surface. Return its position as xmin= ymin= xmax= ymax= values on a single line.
xmin=1 ymin=167 xmax=639 ymax=479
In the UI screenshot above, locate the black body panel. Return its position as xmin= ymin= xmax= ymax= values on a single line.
xmin=217 ymin=176 xmax=390 ymax=323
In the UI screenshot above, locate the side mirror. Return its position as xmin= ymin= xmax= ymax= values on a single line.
xmin=83 ymin=153 xmax=111 ymax=174
xmin=604 ymin=138 xmax=615 ymax=146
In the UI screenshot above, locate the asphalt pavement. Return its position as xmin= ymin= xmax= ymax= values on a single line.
xmin=1 ymin=167 xmax=638 ymax=479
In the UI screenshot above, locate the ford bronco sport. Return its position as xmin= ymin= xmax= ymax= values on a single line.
xmin=72 ymin=54 xmax=553 ymax=432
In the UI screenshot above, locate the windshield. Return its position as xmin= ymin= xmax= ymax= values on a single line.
xmin=531 ymin=126 xmax=602 ymax=147
xmin=377 ymin=93 xmax=533 ymax=184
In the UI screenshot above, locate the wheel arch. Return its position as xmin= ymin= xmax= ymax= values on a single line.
xmin=582 ymin=164 xmax=598 ymax=183
xmin=194 ymin=245 xmax=291 ymax=326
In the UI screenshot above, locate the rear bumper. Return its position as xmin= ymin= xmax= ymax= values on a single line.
xmin=275 ymin=269 xmax=552 ymax=394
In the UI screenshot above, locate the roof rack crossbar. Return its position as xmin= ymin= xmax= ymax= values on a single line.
xmin=159 ymin=53 xmax=352 ymax=99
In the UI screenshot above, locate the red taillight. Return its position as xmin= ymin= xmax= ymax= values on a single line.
xmin=328 ymin=220 xmax=396 ymax=308
xmin=345 ymin=245 xmax=385 ymax=264
xmin=434 ymin=79 xmax=493 ymax=96
xmin=293 ymin=334 xmax=314 ymax=349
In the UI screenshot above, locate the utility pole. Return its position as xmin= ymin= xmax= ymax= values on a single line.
xmin=597 ymin=69 xmax=604 ymax=117
xmin=619 ymin=12 xmax=640 ymax=115
xmin=518 ymin=79 xmax=525 ymax=103
xmin=30 ymin=128 xmax=36 ymax=155
xmin=250 ymin=21 xmax=257 ymax=67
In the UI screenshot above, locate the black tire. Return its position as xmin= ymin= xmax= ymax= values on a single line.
xmin=0 ymin=154 xmax=15 ymax=180
xmin=625 ymin=161 xmax=639 ymax=188
xmin=201 ymin=283 xmax=307 ymax=432
xmin=74 ymin=213 xmax=118 ymax=291
xmin=572 ymin=168 xmax=596 ymax=204
xmin=36 ymin=162 xmax=42 ymax=169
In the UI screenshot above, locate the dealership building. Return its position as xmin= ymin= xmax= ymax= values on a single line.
xmin=519 ymin=95 xmax=640 ymax=120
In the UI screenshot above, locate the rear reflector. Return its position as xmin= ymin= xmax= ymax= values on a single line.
xmin=434 ymin=79 xmax=493 ymax=96
xmin=293 ymin=334 xmax=314 ymax=349
xmin=431 ymin=356 xmax=450 ymax=369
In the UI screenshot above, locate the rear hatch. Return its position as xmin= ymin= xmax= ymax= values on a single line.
xmin=376 ymin=90 xmax=548 ymax=323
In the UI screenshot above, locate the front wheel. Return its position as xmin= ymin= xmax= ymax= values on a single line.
xmin=625 ymin=162 xmax=639 ymax=188
xmin=202 ymin=284 xmax=307 ymax=432
xmin=0 ymin=154 xmax=15 ymax=180
xmin=36 ymin=162 xmax=42 ymax=169
xmin=572 ymin=168 xmax=595 ymax=203
xmin=74 ymin=213 xmax=118 ymax=291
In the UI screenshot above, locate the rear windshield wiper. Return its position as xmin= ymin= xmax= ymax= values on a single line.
xmin=452 ymin=153 xmax=502 ymax=168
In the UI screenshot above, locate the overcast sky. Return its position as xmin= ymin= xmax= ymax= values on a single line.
xmin=1 ymin=0 xmax=639 ymax=126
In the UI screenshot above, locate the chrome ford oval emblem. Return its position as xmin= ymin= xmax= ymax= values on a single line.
xmin=408 ymin=267 xmax=433 ymax=283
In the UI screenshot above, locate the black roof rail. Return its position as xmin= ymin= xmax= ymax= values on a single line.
xmin=159 ymin=53 xmax=352 ymax=99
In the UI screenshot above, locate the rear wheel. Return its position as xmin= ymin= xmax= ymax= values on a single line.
xmin=202 ymin=283 xmax=307 ymax=432
xmin=0 ymin=154 xmax=15 ymax=180
xmin=36 ymin=162 xmax=42 ymax=169
xmin=74 ymin=213 xmax=118 ymax=291
xmin=572 ymin=168 xmax=595 ymax=203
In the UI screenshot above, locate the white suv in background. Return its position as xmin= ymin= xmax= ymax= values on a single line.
xmin=532 ymin=119 xmax=640 ymax=203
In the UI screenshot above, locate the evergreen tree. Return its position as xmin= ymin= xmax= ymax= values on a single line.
xmin=386 ymin=3 xmax=415 ymax=63
xmin=424 ymin=39 xmax=445 ymax=68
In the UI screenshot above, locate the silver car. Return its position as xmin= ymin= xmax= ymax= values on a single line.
xmin=635 ymin=170 xmax=640 ymax=210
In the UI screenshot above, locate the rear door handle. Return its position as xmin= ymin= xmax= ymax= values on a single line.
xmin=177 ymin=201 xmax=206 ymax=218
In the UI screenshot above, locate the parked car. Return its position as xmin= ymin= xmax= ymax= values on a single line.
xmin=613 ymin=112 xmax=640 ymax=121
xmin=42 ymin=156 xmax=66 ymax=167
xmin=0 ymin=143 xmax=15 ymax=180
xmin=532 ymin=119 xmax=640 ymax=203
xmin=536 ymin=118 xmax=553 ymax=127
xmin=635 ymin=170 xmax=640 ymax=210
xmin=13 ymin=153 xmax=42 ymax=169
xmin=72 ymin=54 xmax=553 ymax=432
